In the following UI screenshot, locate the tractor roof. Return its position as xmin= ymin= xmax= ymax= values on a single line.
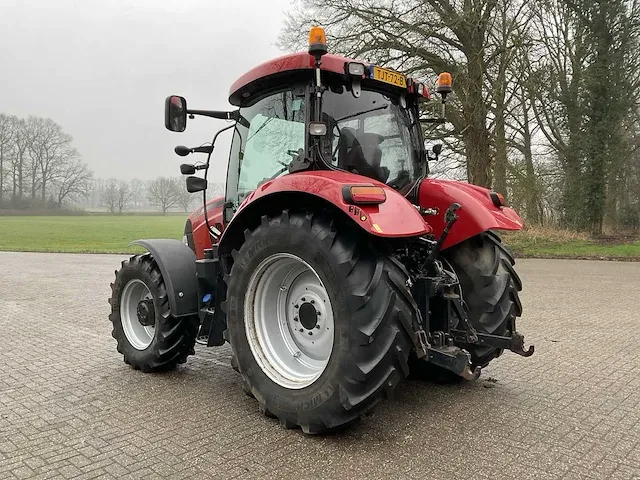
xmin=228 ymin=51 xmax=359 ymax=106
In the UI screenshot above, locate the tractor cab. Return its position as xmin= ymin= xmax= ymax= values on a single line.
xmin=167 ymin=27 xmax=452 ymax=227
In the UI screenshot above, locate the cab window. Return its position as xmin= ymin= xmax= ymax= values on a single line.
xmin=226 ymin=89 xmax=306 ymax=211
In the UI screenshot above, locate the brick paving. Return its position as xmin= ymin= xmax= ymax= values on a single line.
xmin=0 ymin=251 xmax=639 ymax=479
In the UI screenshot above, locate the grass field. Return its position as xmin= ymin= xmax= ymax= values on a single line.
xmin=1 ymin=215 xmax=639 ymax=260
xmin=501 ymin=226 xmax=640 ymax=261
xmin=0 ymin=216 xmax=186 ymax=253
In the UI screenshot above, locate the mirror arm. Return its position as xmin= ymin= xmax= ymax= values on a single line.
xmin=187 ymin=109 xmax=241 ymax=121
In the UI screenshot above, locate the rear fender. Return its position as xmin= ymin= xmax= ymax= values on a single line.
xmin=418 ymin=179 xmax=524 ymax=250
xmin=218 ymin=170 xmax=432 ymax=257
xmin=130 ymin=239 xmax=199 ymax=317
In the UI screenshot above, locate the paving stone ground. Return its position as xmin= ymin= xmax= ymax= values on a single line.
xmin=0 ymin=252 xmax=639 ymax=479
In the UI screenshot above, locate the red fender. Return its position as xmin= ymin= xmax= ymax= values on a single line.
xmin=418 ymin=179 xmax=524 ymax=250
xmin=227 ymin=170 xmax=432 ymax=238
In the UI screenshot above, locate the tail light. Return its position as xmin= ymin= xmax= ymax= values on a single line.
xmin=343 ymin=186 xmax=387 ymax=205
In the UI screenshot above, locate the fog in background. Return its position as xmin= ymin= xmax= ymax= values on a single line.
xmin=0 ymin=0 xmax=293 ymax=182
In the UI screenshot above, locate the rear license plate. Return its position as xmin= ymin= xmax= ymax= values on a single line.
xmin=372 ymin=66 xmax=407 ymax=88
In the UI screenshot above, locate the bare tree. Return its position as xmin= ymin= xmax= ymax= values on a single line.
xmin=129 ymin=178 xmax=146 ymax=211
xmin=54 ymin=157 xmax=93 ymax=207
xmin=116 ymin=180 xmax=132 ymax=214
xmin=280 ymin=0 xmax=509 ymax=187
xmin=26 ymin=117 xmax=76 ymax=203
xmin=1 ymin=113 xmax=92 ymax=211
xmin=175 ymin=178 xmax=197 ymax=212
xmin=0 ymin=114 xmax=16 ymax=205
xmin=102 ymin=178 xmax=119 ymax=214
xmin=147 ymin=177 xmax=181 ymax=214
xmin=11 ymin=118 xmax=30 ymax=202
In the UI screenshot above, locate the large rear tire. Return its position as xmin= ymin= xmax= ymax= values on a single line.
xmin=411 ymin=231 xmax=523 ymax=383
xmin=109 ymin=254 xmax=200 ymax=372
xmin=224 ymin=211 xmax=414 ymax=434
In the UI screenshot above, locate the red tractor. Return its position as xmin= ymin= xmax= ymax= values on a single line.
xmin=109 ymin=27 xmax=534 ymax=434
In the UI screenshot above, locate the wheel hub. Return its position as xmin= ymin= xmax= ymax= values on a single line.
xmin=298 ymin=302 xmax=318 ymax=330
xmin=120 ymin=278 xmax=156 ymax=350
xmin=244 ymin=253 xmax=335 ymax=389
xmin=136 ymin=299 xmax=155 ymax=326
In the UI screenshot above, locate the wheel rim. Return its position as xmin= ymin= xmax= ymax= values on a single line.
xmin=244 ymin=253 xmax=335 ymax=389
xmin=120 ymin=279 xmax=156 ymax=350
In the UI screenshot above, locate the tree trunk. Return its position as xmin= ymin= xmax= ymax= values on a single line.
xmin=0 ymin=151 xmax=3 ymax=205
xmin=562 ymin=86 xmax=584 ymax=229
xmin=493 ymin=109 xmax=508 ymax=198
xmin=463 ymin=39 xmax=492 ymax=187
xmin=521 ymin=101 xmax=540 ymax=224
xmin=31 ymin=167 xmax=37 ymax=200
xmin=464 ymin=125 xmax=492 ymax=187
xmin=18 ymin=156 xmax=24 ymax=199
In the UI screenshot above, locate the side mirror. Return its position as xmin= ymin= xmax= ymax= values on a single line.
xmin=426 ymin=143 xmax=443 ymax=161
xmin=186 ymin=176 xmax=207 ymax=193
xmin=180 ymin=164 xmax=196 ymax=175
xmin=165 ymin=95 xmax=187 ymax=132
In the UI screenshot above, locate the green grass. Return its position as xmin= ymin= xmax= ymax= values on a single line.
xmin=1 ymin=216 xmax=639 ymax=260
xmin=502 ymin=226 xmax=640 ymax=260
xmin=0 ymin=216 xmax=186 ymax=253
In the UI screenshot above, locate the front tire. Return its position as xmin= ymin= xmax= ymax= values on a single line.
xmin=109 ymin=254 xmax=200 ymax=372
xmin=224 ymin=211 xmax=414 ymax=434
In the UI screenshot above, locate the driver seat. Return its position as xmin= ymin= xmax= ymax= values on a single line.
xmin=338 ymin=129 xmax=389 ymax=183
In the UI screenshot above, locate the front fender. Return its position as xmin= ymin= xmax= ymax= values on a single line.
xmin=232 ymin=170 xmax=432 ymax=238
xmin=130 ymin=239 xmax=199 ymax=317
xmin=418 ymin=179 xmax=524 ymax=249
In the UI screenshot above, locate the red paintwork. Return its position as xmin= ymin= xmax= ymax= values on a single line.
xmin=188 ymin=197 xmax=224 ymax=259
xmin=418 ymin=179 xmax=524 ymax=250
xmin=231 ymin=170 xmax=433 ymax=238
xmin=188 ymin=177 xmax=524 ymax=258
xmin=229 ymin=52 xmax=361 ymax=104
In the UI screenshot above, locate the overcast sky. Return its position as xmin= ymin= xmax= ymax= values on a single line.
xmin=0 ymin=0 xmax=295 ymax=182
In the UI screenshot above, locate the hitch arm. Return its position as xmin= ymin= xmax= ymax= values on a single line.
xmin=451 ymin=330 xmax=535 ymax=357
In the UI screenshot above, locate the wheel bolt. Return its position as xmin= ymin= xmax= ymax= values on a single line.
xmin=301 ymin=297 xmax=306 ymax=302
xmin=310 ymin=299 xmax=315 ymax=304
xmin=299 ymin=329 xmax=304 ymax=332
xmin=308 ymin=332 xmax=313 ymax=336
xmin=294 ymin=304 xmax=299 ymax=309
xmin=316 ymin=325 xmax=320 ymax=329
xmin=294 ymin=317 xmax=299 ymax=322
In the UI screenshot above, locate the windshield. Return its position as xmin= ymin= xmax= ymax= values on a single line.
xmin=320 ymin=87 xmax=423 ymax=190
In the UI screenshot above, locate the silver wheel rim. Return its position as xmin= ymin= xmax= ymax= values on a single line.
xmin=244 ymin=253 xmax=335 ymax=389
xmin=120 ymin=279 xmax=156 ymax=350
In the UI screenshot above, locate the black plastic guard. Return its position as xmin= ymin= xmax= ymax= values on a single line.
xmin=130 ymin=239 xmax=199 ymax=317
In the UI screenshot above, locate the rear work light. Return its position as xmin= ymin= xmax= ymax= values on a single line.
xmin=346 ymin=62 xmax=366 ymax=76
xmin=343 ymin=186 xmax=387 ymax=205
xmin=490 ymin=191 xmax=506 ymax=207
